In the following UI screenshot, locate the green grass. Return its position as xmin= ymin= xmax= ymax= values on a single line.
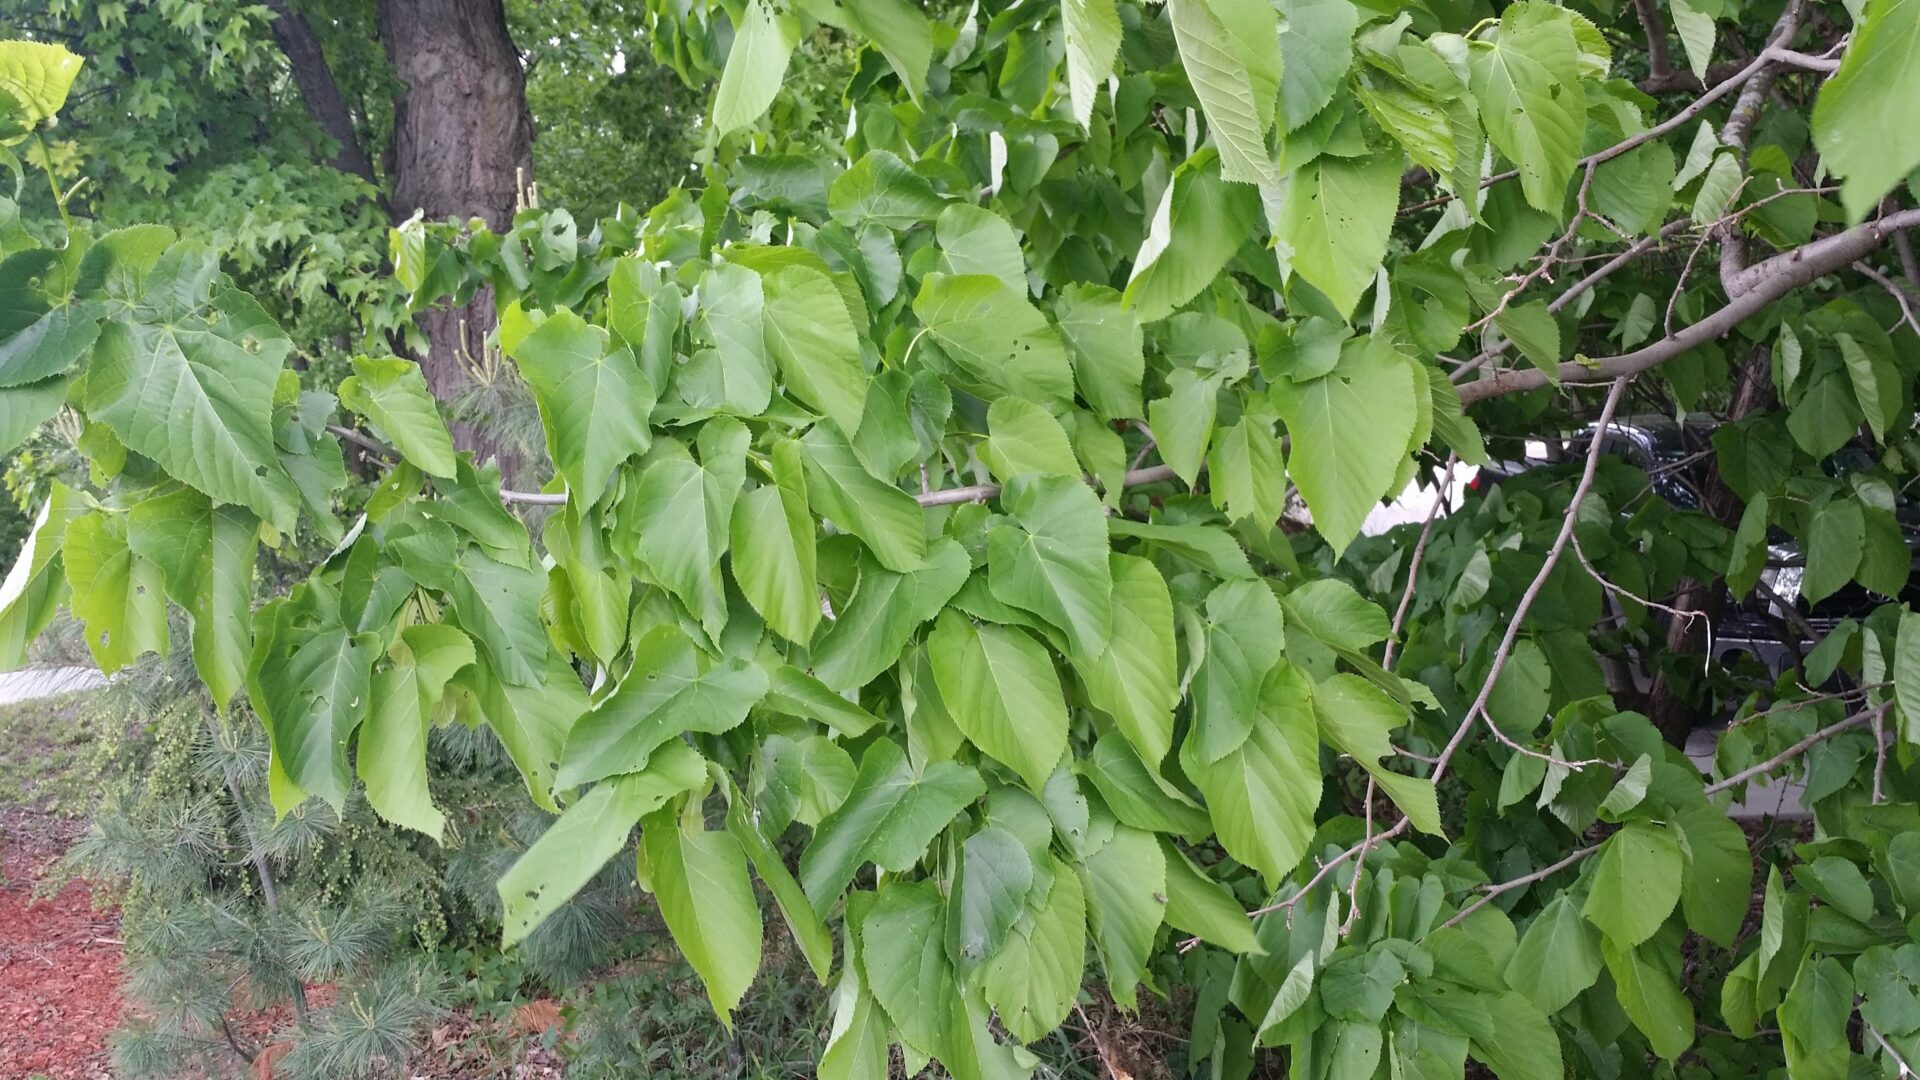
xmin=0 ymin=690 xmax=110 ymax=815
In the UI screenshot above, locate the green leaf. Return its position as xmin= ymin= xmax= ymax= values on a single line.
xmin=1160 ymin=839 xmax=1263 ymax=953
xmin=1280 ymin=150 xmax=1402 ymax=317
xmin=1691 ymin=151 xmax=1742 ymax=225
xmin=1055 ymin=284 xmax=1143 ymax=420
xmin=1671 ymin=799 xmax=1751 ymax=947
xmin=626 ymin=425 xmax=748 ymax=639
xmin=731 ymin=439 xmax=820 ymax=646
xmin=1312 ymin=674 xmax=1442 ymax=835
xmin=0 ymin=485 xmax=82 ymax=670
xmin=460 ymin=651 xmax=589 ymax=813
xmin=1189 ymin=580 xmax=1286 ymax=762
xmin=1780 ymin=955 xmax=1854 ymax=1079
xmin=982 ymin=398 xmax=1077 ymax=482
xmin=1669 ymin=0 xmax=1715 ymax=78
xmin=1493 ymin=301 xmax=1561 ymax=381
xmin=0 ymin=377 xmax=69 ymax=456
xmin=1207 ymin=401 xmax=1288 ymax=525
xmin=338 ymin=356 xmax=459 ymax=480
xmin=1803 ymin=497 xmax=1864 ymax=605
xmin=0 ymin=41 xmax=83 ymax=124
xmin=448 ymin=544 xmax=550 ymax=688
xmin=764 ymin=265 xmax=870 ymax=438
xmin=1896 ymin=610 xmax=1920 ymax=744
xmin=861 ymin=880 xmax=959 ymax=1059
xmin=800 ymin=739 xmax=986 ymax=903
xmin=810 ymin=537 xmax=970 ymax=692
xmin=508 ymin=311 xmax=655 ymax=506
xmin=1787 ymin=373 xmax=1862 ymax=459
xmin=1079 ymin=824 xmax=1166 ymax=1009
xmin=1469 ymin=2 xmax=1586 ymax=213
xmin=982 ymin=855 xmax=1087 ymax=1042
xmin=1183 ymin=664 xmax=1321 ymax=886
xmin=928 ymin=610 xmax=1070 ymax=792
xmin=685 ymin=262 xmax=774 ymax=416
xmin=949 ymin=825 xmax=1036 ymax=967
xmin=1272 ymin=338 xmax=1419 ymax=556
xmin=86 ymin=316 xmax=300 ymax=531
xmin=247 ymin=588 xmax=378 ymax=814
xmin=913 ymin=272 xmax=1074 ymax=409
xmin=359 ymin=624 xmax=474 ymax=841
xmin=830 ymin=150 xmax=947 ymax=230
xmin=1812 ymin=0 xmax=1920 ymax=220
xmin=842 ymin=0 xmax=933 ymax=100
xmin=1063 ymin=0 xmax=1123 ymax=127
xmin=0 ymin=299 xmax=101 ymax=390
xmin=63 ymin=509 xmax=169 ymax=674
xmin=1281 ymin=579 xmax=1391 ymax=651
xmin=1169 ymin=0 xmax=1278 ymax=186
xmin=558 ymin=626 xmax=769 ymax=788
xmin=1603 ymin=936 xmax=1695 ymax=1059
xmin=1469 ymin=992 xmax=1564 ymax=1080
xmin=1277 ymin=0 xmax=1358 ymax=129
xmin=1148 ymin=368 xmax=1219 ymax=488
xmin=725 ymin=786 xmax=835 ymax=982
xmin=1082 ymin=732 xmax=1212 ymax=836
xmin=1124 ymin=153 xmax=1263 ymax=323
xmin=800 ymin=423 xmax=929 ymax=574
xmin=1727 ymin=492 xmax=1770 ymax=596
xmin=641 ymin=810 xmax=764 ymax=1028
xmin=498 ymin=741 xmax=705 ymax=948
xmin=1504 ymin=895 xmax=1603 ymax=1014
xmin=1838 ymin=333 xmax=1902 ymax=443
xmin=819 ymin=897 xmax=890 ymax=1080
xmin=126 ymin=489 xmax=255 ymax=709
xmin=986 ymin=473 xmax=1113 ymax=659
xmin=1075 ymin=555 xmax=1180 ymax=767
xmin=1583 ymin=821 xmax=1684 ymax=948
xmin=937 ymin=205 xmax=1026 ymax=290
xmin=712 ymin=0 xmax=801 ymax=136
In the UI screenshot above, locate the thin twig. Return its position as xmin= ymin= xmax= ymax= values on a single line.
xmin=1439 ymin=843 xmax=1603 ymax=930
xmin=1855 ymin=261 xmax=1920 ymax=338
xmin=1874 ymin=709 xmax=1889 ymax=805
xmin=1429 ymin=377 xmax=1633 ymax=780
xmin=1340 ymin=778 xmax=1377 ymax=938
xmin=1704 ymin=702 xmax=1890 ymax=795
xmin=1383 ymin=457 xmax=1456 ymax=671
xmin=1868 ymin=1018 xmax=1917 ymax=1077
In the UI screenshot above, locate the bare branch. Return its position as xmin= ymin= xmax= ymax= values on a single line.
xmin=1438 ymin=843 xmax=1603 ymax=930
xmin=1704 ymin=702 xmax=1890 ymax=795
xmin=1459 ymin=210 xmax=1920 ymax=403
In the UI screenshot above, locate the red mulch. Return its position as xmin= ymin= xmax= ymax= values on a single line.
xmin=0 ymin=807 xmax=118 ymax=1080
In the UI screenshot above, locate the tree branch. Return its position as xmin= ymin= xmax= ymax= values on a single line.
xmin=1458 ymin=210 xmax=1920 ymax=403
xmin=1704 ymin=701 xmax=1890 ymax=795
xmin=262 ymin=0 xmax=378 ymax=185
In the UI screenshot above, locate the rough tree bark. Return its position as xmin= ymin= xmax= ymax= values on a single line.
xmin=263 ymin=0 xmax=376 ymax=186
xmin=377 ymin=0 xmax=533 ymax=468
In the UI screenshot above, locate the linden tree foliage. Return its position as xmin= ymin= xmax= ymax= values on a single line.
xmin=11 ymin=0 xmax=1920 ymax=1073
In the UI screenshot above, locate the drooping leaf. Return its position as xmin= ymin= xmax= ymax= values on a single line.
xmin=1075 ymin=555 xmax=1180 ymax=767
xmin=359 ymin=624 xmax=474 ymax=841
xmin=1468 ymin=2 xmax=1587 ymax=213
xmin=338 ymin=355 xmax=459 ymax=480
xmin=986 ymin=473 xmax=1113 ymax=659
xmin=558 ymin=626 xmax=769 ymax=788
xmin=498 ymin=741 xmax=706 ymax=947
xmin=1583 ymin=821 xmax=1684 ymax=948
xmin=1279 ymin=150 xmax=1402 ymax=317
xmin=928 ymin=610 xmax=1071 ymax=792
xmin=712 ymin=0 xmax=801 ymax=136
xmin=1812 ymin=0 xmax=1920 ymax=220
xmin=800 ymin=739 xmax=987 ymax=903
xmin=508 ymin=310 xmax=655 ymax=507
xmin=731 ymin=439 xmax=821 ymax=646
xmin=640 ymin=808 xmax=765 ymax=1028
xmin=1272 ymin=337 xmax=1419 ymax=557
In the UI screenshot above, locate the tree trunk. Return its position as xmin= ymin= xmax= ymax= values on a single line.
xmin=377 ymin=0 xmax=532 ymax=470
xmin=263 ymin=0 xmax=377 ymax=186
xmin=1646 ymin=348 xmax=1776 ymax=744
